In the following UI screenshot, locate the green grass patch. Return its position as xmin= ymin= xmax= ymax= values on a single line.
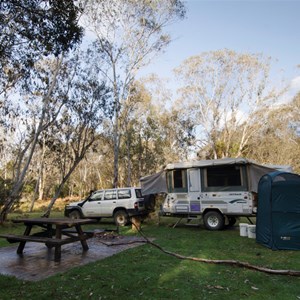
xmin=0 ymin=214 xmax=300 ymax=299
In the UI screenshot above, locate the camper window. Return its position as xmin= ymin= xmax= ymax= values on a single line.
xmin=202 ymin=165 xmax=247 ymax=192
xmin=167 ymin=169 xmax=188 ymax=193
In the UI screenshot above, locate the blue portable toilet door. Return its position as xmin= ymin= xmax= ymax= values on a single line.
xmin=256 ymin=174 xmax=273 ymax=248
xmin=271 ymin=181 xmax=300 ymax=250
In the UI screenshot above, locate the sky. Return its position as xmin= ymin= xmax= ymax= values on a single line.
xmin=140 ymin=0 xmax=300 ymax=98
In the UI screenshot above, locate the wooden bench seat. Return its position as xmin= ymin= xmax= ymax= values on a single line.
xmin=0 ymin=234 xmax=85 ymax=247
xmin=61 ymin=228 xmax=118 ymax=237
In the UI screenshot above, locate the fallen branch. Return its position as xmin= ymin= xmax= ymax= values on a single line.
xmin=96 ymin=239 xmax=147 ymax=247
xmin=131 ymin=223 xmax=300 ymax=277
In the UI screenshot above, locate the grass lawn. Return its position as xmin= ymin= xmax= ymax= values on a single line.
xmin=0 ymin=213 xmax=300 ymax=299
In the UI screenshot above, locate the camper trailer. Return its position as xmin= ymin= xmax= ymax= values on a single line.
xmin=141 ymin=158 xmax=275 ymax=230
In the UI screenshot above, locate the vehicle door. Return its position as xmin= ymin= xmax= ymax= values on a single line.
xmin=188 ymin=169 xmax=201 ymax=212
xmin=100 ymin=189 xmax=118 ymax=216
xmin=81 ymin=190 xmax=104 ymax=217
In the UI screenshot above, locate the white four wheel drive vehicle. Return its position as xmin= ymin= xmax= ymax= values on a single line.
xmin=64 ymin=187 xmax=147 ymax=226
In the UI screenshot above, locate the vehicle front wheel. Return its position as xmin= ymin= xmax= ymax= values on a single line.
xmin=68 ymin=210 xmax=81 ymax=219
xmin=203 ymin=211 xmax=225 ymax=231
xmin=114 ymin=210 xmax=129 ymax=226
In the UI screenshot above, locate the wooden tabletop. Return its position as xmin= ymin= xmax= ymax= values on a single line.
xmin=12 ymin=218 xmax=97 ymax=226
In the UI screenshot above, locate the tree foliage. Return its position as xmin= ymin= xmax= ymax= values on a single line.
xmin=246 ymin=92 xmax=300 ymax=170
xmin=0 ymin=2 xmax=85 ymax=214
xmin=0 ymin=0 xmax=83 ymax=94
xmin=0 ymin=55 xmax=68 ymax=222
xmin=117 ymin=79 xmax=195 ymax=185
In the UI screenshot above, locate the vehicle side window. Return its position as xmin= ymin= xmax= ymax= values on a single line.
xmin=104 ymin=190 xmax=117 ymax=200
xmin=89 ymin=191 xmax=103 ymax=201
xmin=135 ymin=189 xmax=142 ymax=198
xmin=118 ymin=189 xmax=131 ymax=199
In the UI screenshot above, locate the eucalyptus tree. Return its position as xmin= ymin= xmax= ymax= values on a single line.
xmin=0 ymin=0 xmax=84 ymax=222
xmin=81 ymin=0 xmax=186 ymax=187
xmin=289 ymin=91 xmax=300 ymax=133
xmin=245 ymin=91 xmax=300 ymax=171
xmin=42 ymin=49 xmax=111 ymax=217
xmin=117 ymin=80 xmax=195 ymax=186
xmin=67 ymin=134 xmax=115 ymax=198
xmin=175 ymin=49 xmax=285 ymax=159
xmin=0 ymin=56 xmax=70 ymax=222
xmin=42 ymin=112 xmax=110 ymax=217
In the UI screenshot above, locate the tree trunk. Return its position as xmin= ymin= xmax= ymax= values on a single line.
xmin=112 ymin=61 xmax=120 ymax=189
xmin=38 ymin=139 xmax=46 ymax=200
xmin=113 ymin=131 xmax=119 ymax=188
xmin=43 ymin=186 xmax=64 ymax=218
xmin=29 ymin=177 xmax=39 ymax=212
xmin=131 ymin=216 xmax=141 ymax=232
xmin=38 ymin=173 xmax=44 ymax=201
xmin=138 ymin=132 xmax=142 ymax=179
xmin=126 ymin=130 xmax=131 ymax=187
xmin=0 ymin=134 xmax=40 ymax=222
xmin=0 ymin=195 xmax=17 ymax=224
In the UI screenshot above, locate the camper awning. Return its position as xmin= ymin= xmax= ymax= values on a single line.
xmin=140 ymin=158 xmax=276 ymax=195
xmin=140 ymin=170 xmax=167 ymax=196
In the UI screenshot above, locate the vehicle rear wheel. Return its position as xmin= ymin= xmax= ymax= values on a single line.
xmin=203 ymin=211 xmax=225 ymax=231
xmin=114 ymin=210 xmax=129 ymax=226
xmin=69 ymin=210 xmax=81 ymax=219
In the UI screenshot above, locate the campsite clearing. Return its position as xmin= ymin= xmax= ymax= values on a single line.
xmin=1 ymin=215 xmax=300 ymax=299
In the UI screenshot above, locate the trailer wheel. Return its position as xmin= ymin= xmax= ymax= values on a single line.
xmin=203 ymin=211 xmax=225 ymax=231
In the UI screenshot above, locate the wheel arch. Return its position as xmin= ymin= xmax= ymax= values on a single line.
xmin=67 ymin=207 xmax=84 ymax=218
xmin=113 ymin=207 xmax=128 ymax=215
xmin=202 ymin=208 xmax=224 ymax=216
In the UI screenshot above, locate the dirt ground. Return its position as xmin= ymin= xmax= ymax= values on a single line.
xmin=0 ymin=233 xmax=147 ymax=281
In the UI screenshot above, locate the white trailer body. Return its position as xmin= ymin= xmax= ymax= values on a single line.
xmin=141 ymin=158 xmax=275 ymax=230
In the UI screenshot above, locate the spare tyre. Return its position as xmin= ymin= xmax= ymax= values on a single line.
xmin=144 ymin=194 xmax=156 ymax=211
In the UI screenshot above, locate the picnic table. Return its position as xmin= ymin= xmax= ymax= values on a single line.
xmin=0 ymin=218 xmax=97 ymax=262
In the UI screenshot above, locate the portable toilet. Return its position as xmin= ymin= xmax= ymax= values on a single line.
xmin=256 ymin=171 xmax=300 ymax=250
